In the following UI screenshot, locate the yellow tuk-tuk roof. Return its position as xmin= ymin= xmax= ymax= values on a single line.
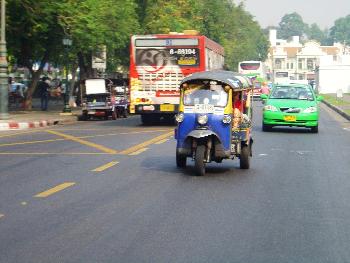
xmin=180 ymin=70 xmax=252 ymax=90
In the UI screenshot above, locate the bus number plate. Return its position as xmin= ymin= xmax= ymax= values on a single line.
xmin=160 ymin=104 xmax=175 ymax=112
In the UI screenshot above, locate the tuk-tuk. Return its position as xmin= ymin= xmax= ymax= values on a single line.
xmin=111 ymin=83 xmax=128 ymax=118
xmin=80 ymin=78 xmax=116 ymax=120
xmin=175 ymin=71 xmax=254 ymax=176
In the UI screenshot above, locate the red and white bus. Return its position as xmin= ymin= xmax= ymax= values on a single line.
xmin=129 ymin=31 xmax=224 ymax=124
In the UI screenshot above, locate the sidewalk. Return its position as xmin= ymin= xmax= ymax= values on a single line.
xmin=0 ymin=94 xmax=349 ymax=131
xmin=0 ymin=98 xmax=80 ymax=131
xmin=321 ymin=93 xmax=350 ymax=121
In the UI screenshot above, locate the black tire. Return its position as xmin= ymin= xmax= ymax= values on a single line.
xmin=195 ymin=145 xmax=206 ymax=176
xmin=123 ymin=108 xmax=128 ymax=118
xmin=176 ymin=151 xmax=187 ymax=168
xmin=310 ymin=125 xmax=318 ymax=133
xmin=141 ymin=114 xmax=151 ymax=125
xmin=262 ymin=123 xmax=272 ymax=132
xmin=240 ymin=145 xmax=250 ymax=169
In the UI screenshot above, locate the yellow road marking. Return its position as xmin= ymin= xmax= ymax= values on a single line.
xmin=119 ymin=131 xmax=173 ymax=155
xmin=92 ymin=161 xmax=119 ymax=172
xmin=128 ymin=148 xmax=148 ymax=156
xmin=0 ymin=152 xmax=113 ymax=155
xmin=155 ymin=138 xmax=169 ymax=144
xmin=34 ymin=182 xmax=76 ymax=198
xmin=0 ymin=138 xmax=65 ymax=147
xmin=46 ymin=130 xmax=117 ymax=154
xmin=0 ymin=130 xmax=37 ymax=138
xmin=0 ymin=129 xmax=172 ymax=148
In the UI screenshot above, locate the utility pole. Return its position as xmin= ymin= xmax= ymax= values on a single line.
xmin=0 ymin=0 xmax=8 ymax=120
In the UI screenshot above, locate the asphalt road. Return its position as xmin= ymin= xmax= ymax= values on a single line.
xmin=0 ymin=102 xmax=350 ymax=263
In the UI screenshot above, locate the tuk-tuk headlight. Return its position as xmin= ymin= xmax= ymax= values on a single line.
xmin=222 ymin=114 xmax=232 ymax=124
xmin=197 ymin=114 xmax=208 ymax=125
xmin=303 ymin=106 xmax=317 ymax=113
xmin=175 ymin=112 xmax=184 ymax=123
xmin=264 ymin=105 xmax=278 ymax=112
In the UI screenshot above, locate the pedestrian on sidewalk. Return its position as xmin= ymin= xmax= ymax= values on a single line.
xmin=38 ymin=77 xmax=50 ymax=111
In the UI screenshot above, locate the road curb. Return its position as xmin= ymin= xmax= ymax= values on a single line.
xmin=0 ymin=119 xmax=65 ymax=131
xmin=322 ymin=100 xmax=350 ymax=121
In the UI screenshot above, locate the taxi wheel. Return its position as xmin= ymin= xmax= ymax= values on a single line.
xmin=262 ymin=123 xmax=272 ymax=132
xmin=240 ymin=145 xmax=250 ymax=169
xmin=195 ymin=145 xmax=206 ymax=176
xmin=176 ymin=151 xmax=186 ymax=168
xmin=310 ymin=125 xmax=318 ymax=133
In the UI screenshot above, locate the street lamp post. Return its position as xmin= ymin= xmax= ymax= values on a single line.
xmin=62 ymin=37 xmax=72 ymax=113
xmin=0 ymin=0 xmax=8 ymax=120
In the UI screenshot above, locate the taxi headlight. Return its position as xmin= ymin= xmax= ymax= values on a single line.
xmin=175 ymin=112 xmax=184 ymax=123
xmin=222 ymin=114 xmax=232 ymax=124
xmin=303 ymin=106 xmax=317 ymax=113
xmin=197 ymin=114 xmax=208 ymax=125
xmin=264 ymin=105 xmax=278 ymax=112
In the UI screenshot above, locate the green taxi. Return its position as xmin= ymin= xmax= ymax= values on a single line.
xmin=260 ymin=84 xmax=323 ymax=133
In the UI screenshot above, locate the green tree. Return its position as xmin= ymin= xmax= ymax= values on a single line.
xmin=7 ymin=0 xmax=66 ymax=109
xmin=278 ymin=12 xmax=307 ymax=39
xmin=306 ymin=23 xmax=326 ymax=43
xmin=142 ymin=0 xmax=201 ymax=33
xmin=330 ymin=15 xmax=350 ymax=46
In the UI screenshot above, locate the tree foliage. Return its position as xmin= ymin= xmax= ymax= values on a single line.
xmin=330 ymin=15 xmax=350 ymax=46
xmin=278 ymin=12 xmax=307 ymax=39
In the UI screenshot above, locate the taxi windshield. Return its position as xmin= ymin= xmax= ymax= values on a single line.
xmin=270 ymin=85 xmax=314 ymax=100
xmin=183 ymin=83 xmax=228 ymax=107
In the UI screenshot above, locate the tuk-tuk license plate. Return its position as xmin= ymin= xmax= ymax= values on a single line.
xmin=88 ymin=110 xmax=96 ymax=114
xmin=160 ymin=104 xmax=175 ymax=112
xmin=194 ymin=104 xmax=214 ymax=113
xmin=284 ymin=115 xmax=296 ymax=122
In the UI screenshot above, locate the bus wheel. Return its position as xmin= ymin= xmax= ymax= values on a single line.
xmin=240 ymin=145 xmax=250 ymax=169
xmin=195 ymin=145 xmax=206 ymax=176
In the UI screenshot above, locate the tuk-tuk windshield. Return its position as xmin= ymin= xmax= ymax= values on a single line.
xmin=183 ymin=83 xmax=228 ymax=107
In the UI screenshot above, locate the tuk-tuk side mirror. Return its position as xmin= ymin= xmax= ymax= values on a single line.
xmin=316 ymin=95 xmax=324 ymax=102
xmin=260 ymin=94 xmax=268 ymax=100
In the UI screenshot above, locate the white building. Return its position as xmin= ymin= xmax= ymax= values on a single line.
xmin=316 ymin=55 xmax=350 ymax=94
xmin=266 ymin=29 xmax=348 ymax=85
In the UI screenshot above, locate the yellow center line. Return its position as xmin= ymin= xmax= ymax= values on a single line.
xmin=129 ymin=148 xmax=148 ymax=156
xmin=46 ymin=130 xmax=118 ymax=154
xmin=119 ymin=130 xmax=173 ymax=155
xmin=154 ymin=138 xmax=169 ymax=144
xmin=34 ymin=182 xmax=76 ymax=198
xmin=0 ymin=152 xmax=114 ymax=155
xmin=0 ymin=130 xmax=38 ymax=138
xmin=92 ymin=161 xmax=119 ymax=172
xmin=0 ymin=138 xmax=66 ymax=147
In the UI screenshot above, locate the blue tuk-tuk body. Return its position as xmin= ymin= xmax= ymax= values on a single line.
xmin=175 ymin=70 xmax=253 ymax=176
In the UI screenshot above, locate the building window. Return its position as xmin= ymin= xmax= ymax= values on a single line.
xmin=298 ymin=59 xmax=304 ymax=70
xmin=307 ymin=59 xmax=314 ymax=70
xmin=275 ymin=59 xmax=282 ymax=69
xmin=290 ymin=63 xmax=293 ymax=69
xmin=299 ymin=74 xmax=304 ymax=80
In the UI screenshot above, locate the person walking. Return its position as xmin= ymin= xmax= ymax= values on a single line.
xmin=39 ymin=77 xmax=50 ymax=111
xmin=261 ymin=81 xmax=270 ymax=95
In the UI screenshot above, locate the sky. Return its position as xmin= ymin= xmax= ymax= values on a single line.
xmin=235 ymin=0 xmax=350 ymax=29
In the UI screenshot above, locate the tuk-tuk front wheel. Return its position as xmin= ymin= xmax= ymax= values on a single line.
xmin=195 ymin=145 xmax=206 ymax=176
xmin=240 ymin=145 xmax=250 ymax=169
xmin=176 ymin=151 xmax=187 ymax=168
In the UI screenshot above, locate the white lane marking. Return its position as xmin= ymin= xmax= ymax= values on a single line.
xmin=259 ymin=153 xmax=268 ymax=156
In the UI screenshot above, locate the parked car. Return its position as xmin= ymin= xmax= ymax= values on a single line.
xmin=260 ymin=83 xmax=323 ymax=133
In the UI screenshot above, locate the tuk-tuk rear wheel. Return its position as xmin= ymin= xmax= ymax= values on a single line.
xmin=195 ymin=145 xmax=206 ymax=176
xmin=240 ymin=145 xmax=250 ymax=169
